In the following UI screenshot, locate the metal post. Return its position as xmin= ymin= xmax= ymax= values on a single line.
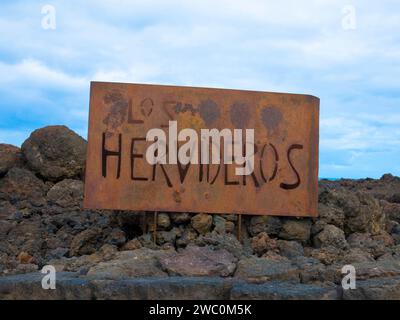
xmin=153 ymin=211 xmax=158 ymax=244
xmin=141 ymin=212 xmax=147 ymax=234
xmin=237 ymin=214 xmax=242 ymax=242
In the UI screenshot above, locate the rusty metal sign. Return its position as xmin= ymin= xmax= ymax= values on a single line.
xmin=84 ymin=82 xmax=319 ymax=217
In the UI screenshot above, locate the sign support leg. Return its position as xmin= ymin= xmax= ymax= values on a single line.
xmin=237 ymin=214 xmax=242 ymax=242
xmin=153 ymin=211 xmax=157 ymax=244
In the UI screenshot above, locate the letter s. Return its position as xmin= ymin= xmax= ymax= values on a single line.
xmin=280 ymin=144 xmax=303 ymax=190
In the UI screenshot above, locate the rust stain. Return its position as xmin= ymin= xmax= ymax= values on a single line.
xmin=199 ymin=99 xmax=220 ymax=125
xmin=84 ymin=82 xmax=320 ymax=217
xmin=102 ymin=90 xmax=128 ymax=130
xmin=173 ymin=190 xmax=182 ymax=203
xmin=230 ymin=102 xmax=250 ymax=129
xmin=261 ymin=106 xmax=283 ymax=133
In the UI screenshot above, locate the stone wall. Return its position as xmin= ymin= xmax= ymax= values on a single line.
xmin=1 ymin=125 xmax=400 ymax=299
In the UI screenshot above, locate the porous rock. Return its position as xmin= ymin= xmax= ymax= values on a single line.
xmin=279 ymin=219 xmax=311 ymax=242
xmin=0 ymin=144 xmax=24 ymax=176
xmin=21 ymin=125 xmax=87 ymax=181
xmin=160 ymin=245 xmax=237 ymax=277
xmin=191 ymin=213 xmax=212 ymax=235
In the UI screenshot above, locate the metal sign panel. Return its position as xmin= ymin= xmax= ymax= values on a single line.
xmin=84 ymin=82 xmax=319 ymax=217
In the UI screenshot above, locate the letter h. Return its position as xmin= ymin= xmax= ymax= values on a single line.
xmin=102 ymin=132 xmax=122 ymax=178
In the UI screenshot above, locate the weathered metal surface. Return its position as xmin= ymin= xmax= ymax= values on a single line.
xmin=84 ymin=82 xmax=319 ymax=217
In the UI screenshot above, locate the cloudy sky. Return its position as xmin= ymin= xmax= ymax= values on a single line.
xmin=0 ymin=0 xmax=399 ymax=178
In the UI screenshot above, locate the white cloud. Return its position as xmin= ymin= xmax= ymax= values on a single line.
xmin=92 ymin=64 xmax=162 ymax=83
xmin=321 ymin=116 xmax=400 ymax=152
xmin=0 ymin=59 xmax=86 ymax=91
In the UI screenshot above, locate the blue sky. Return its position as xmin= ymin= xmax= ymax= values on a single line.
xmin=0 ymin=0 xmax=399 ymax=178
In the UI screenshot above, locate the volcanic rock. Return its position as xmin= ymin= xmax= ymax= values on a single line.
xmin=0 ymin=144 xmax=24 ymax=176
xmin=21 ymin=126 xmax=86 ymax=181
xmin=87 ymin=248 xmax=168 ymax=279
xmin=313 ymin=224 xmax=348 ymax=249
xmin=0 ymin=168 xmax=46 ymax=206
xmin=159 ymin=245 xmax=236 ymax=277
xmin=234 ymin=256 xmax=299 ymax=283
xmin=46 ymin=179 xmax=83 ymax=208
xmin=279 ymin=219 xmax=311 ymax=242
xmin=191 ymin=213 xmax=212 ymax=235
xmin=248 ymin=216 xmax=282 ymax=236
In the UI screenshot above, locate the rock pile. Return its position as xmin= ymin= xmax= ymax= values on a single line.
xmin=1 ymin=125 xmax=400 ymax=299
